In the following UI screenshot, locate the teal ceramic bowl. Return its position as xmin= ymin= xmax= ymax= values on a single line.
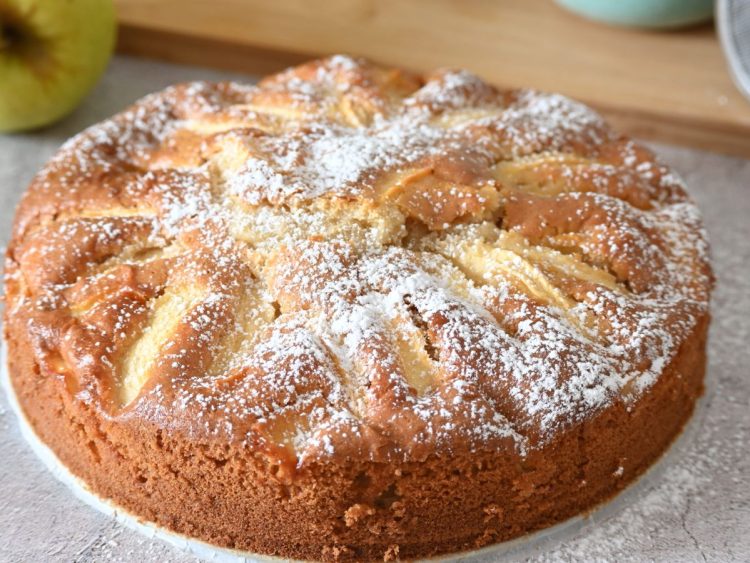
xmin=556 ymin=0 xmax=714 ymax=29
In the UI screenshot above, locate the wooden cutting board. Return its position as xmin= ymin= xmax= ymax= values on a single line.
xmin=115 ymin=0 xmax=750 ymax=157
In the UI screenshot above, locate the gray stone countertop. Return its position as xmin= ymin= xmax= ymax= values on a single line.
xmin=0 ymin=56 xmax=748 ymax=563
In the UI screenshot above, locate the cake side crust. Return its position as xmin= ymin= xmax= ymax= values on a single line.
xmin=4 ymin=309 xmax=707 ymax=561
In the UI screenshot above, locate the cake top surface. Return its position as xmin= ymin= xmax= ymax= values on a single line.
xmin=5 ymin=56 xmax=712 ymax=467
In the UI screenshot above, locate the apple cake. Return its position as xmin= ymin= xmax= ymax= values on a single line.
xmin=3 ymin=56 xmax=713 ymax=561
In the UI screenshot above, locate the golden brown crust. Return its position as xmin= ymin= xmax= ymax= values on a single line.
xmin=4 ymin=56 xmax=712 ymax=561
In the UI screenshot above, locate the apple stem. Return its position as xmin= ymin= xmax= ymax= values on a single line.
xmin=0 ymin=23 xmax=20 ymax=51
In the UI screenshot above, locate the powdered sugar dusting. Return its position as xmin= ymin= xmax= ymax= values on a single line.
xmin=8 ymin=55 xmax=712 ymax=466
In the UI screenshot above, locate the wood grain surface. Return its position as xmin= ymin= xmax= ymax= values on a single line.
xmin=115 ymin=0 xmax=750 ymax=156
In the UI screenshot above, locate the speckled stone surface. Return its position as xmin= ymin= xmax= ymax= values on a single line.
xmin=0 ymin=55 xmax=748 ymax=563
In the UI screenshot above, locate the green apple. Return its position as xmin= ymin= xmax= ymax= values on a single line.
xmin=0 ymin=0 xmax=116 ymax=132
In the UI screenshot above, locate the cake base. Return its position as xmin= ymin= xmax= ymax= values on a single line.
xmin=1 ymin=340 xmax=710 ymax=562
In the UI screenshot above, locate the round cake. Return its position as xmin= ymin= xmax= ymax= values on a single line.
xmin=3 ymin=56 xmax=713 ymax=561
